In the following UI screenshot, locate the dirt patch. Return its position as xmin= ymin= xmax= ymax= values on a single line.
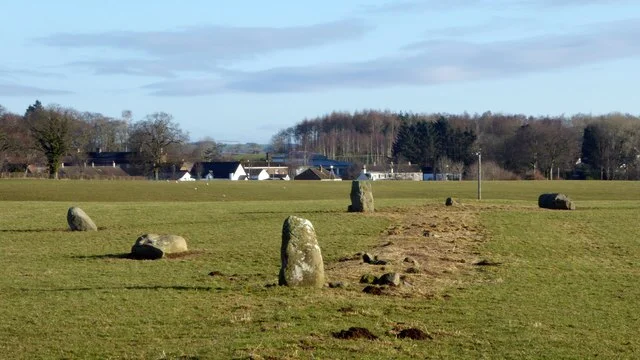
xmin=362 ymin=285 xmax=384 ymax=295
xmin=325 ymin=203 xmax=493 ymax=298
xmin=332 ymin=327 xmax=378 ymax=340
xmin=397 ymin=328 xmax=432 ymax=340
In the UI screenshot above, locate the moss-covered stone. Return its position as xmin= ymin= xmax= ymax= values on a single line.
xmin=279 ymin=216 xmax=325 ymax=287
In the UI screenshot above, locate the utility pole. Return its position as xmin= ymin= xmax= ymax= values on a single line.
xmin=477 ymin=150 xmax=482 ymax=200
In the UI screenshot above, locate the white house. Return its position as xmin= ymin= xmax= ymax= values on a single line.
xmin=247 ymin=168 xmax=270 ymax=180
xmin=192 ymin=162 xmax=247 ymax=181
xmin=358 ymin=164 xmax=423 ymax=181
xmin=270 ymin=174 xmax=291 ymax=180
xmin=176 ymin=171 xmax=195 ymax=181
xmin=245 ymin=166 xmax=290 ymax=180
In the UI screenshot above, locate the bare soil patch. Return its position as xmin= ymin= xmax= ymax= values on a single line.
xmin=397 ymin=328 xmax=432 ymax=340
xmin=362 ymin=285 xmax=384 ymax=295
xmin=326 ymin=202 xmax=494 ymax=298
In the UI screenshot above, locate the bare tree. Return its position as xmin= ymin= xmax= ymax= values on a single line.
xmin=129 ymin=112 xmax=188 ymax=180
xmin=450 ymin=161 xmax=465 ymax=181
xmin=436 ymin=156 xmax=453 ymax=180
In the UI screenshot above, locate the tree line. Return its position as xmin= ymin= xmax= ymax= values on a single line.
xmin=2 ymin=101 xmax=639 ymax=180
xmin=272 ymin=110 xmax=640 ymax=180
xmin=0 ymin=101 xmax=225 ymax=179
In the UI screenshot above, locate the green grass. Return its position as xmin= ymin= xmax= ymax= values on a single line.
xmin=1 ymin=178 xmax=639 ymax=202
xmin=0 ymin=180 xmax=638 ymax=359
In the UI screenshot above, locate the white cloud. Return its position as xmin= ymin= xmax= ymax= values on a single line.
xmin=0 ymin=83 xmax=72 ymax=96
xmin=143 ymin=18 xmax=640 ymax=95
xmin=363 ymin=0 xmax=633 ymax=14
xmin=35 ymin=19 xmax=372 ymax=78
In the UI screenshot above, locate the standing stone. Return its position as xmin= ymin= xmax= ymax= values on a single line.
xmin=279 ymin=216 xmax=325 ymax=287
xmin=67 ymin=207 xmax=98 ymax=231
xmin=348 ymin=181 xmax=374 ymax=212
xmin=538 ymin=193 xmax=576 ymax=210
xmin=131 ymin=234 xmax=188 ymax=260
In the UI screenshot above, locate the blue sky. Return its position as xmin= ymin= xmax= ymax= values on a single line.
xmin=1 ymin=0 xmax=639 ymax=143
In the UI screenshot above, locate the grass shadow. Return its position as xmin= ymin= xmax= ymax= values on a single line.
xmin=20 ymin=285 xmax=215 ymax=292
xmin=71 ymin=250 xmax=205 ymax=260
xmin=0 ymin=228 xmax=69 ymax=233
xmin=239 ymin=209 xmax=344 ymax=215
xmin=72 ymin=253 xmax=132 ymax=260
xmin=0 ymin=226 xmax=108 ymax=233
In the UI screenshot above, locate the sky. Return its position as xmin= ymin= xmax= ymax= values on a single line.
xmin=1 ymin=0 xmax=640 ymax=143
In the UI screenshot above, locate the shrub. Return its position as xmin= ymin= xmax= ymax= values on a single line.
xmin=466 ymin=161 xmax=520 ymax=180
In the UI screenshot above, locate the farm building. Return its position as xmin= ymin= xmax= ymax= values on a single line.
xmin=172 ymin=170 xmax=195 ymax=181
xmin=247 ymin=168 xmax=270 ymax=180
xmin=244 ymin=165 xmax=291 ymax=180
xmin=270 ymin=174 xmax=291 ymax=181
xmin=294 ymin=167 xmax=341 ymax=181
xmin=58 ymin=165 xmax=130 ymax=179
xmin=191 ymin=162 xmax=247 ymax=180
xmin=357 ymin=164 xmax=423 ymax=181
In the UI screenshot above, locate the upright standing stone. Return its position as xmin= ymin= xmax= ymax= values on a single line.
xmin=538 ymin=193 xmax=576 ymax=210
xmin=67 ymin=207 xmax=98 ymax=231
xmin=348 ymin=181 xmax=374 ymax=212
xmin=279 ymin=216 xmax=325 ymax=287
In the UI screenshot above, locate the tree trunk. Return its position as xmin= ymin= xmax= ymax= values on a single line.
xmin=48 ymin=163 xmax=59 ymax=180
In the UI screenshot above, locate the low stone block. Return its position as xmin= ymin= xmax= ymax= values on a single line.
xmin=131 ymin=234 xmax=188 ymax=260
xmin=538 ymin=193 xmax=575 ymax=210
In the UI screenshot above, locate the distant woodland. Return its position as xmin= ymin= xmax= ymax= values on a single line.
xmin=272 ymin=110 xmax=640 ymax=180
xmin=1 ymin=102 xmax=639 ymax=180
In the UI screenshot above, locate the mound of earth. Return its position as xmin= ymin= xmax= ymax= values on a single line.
xmin=398 ymin=328 xmax=432 ymax=340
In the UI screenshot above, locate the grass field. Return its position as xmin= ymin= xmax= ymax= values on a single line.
xmin=0 ymin=179 xmax=638 ymax=359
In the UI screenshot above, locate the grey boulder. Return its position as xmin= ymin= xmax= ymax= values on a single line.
xmin=538 ymin=193 xmax=575 ymax=210
xmin=67 ymin=207 xmax=97 ymax=231
xmin=376 ymin=272 xmax=401 ymax=286
xmin=131 ymin=234 xmax=188 ymax=260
